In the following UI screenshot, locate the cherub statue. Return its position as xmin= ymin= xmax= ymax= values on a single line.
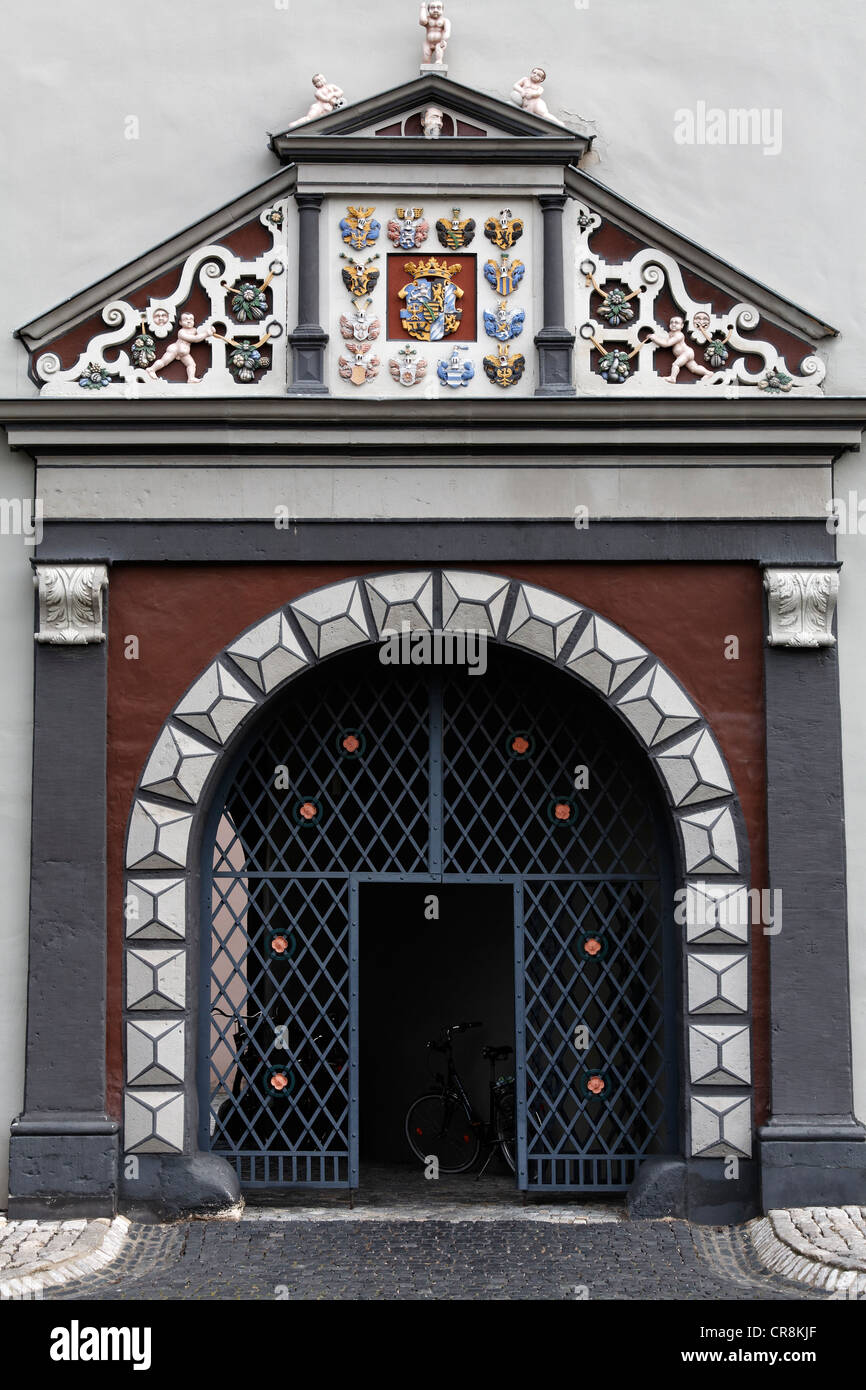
xmin=642 ymin=315 xmax=713 ymax=383
xmin=145 ymin=312 xmax=213 ymax=384
xmin=510 ymin=68 xmax=567 ymax=128
xmin=420 ymin=2 xmax=450 ymax=67
xmin=287 ymin=74 xmax=345 ymax=129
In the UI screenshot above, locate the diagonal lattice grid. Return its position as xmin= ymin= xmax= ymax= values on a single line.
xmin=203 ymin=642 xmax=674 ymax=1190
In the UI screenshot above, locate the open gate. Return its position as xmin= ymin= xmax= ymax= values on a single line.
xmin=200 ymin=643 xmax=677 ymax=1191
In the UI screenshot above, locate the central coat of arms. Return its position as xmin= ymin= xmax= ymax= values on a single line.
xmin=398 ymin=257 xmax=464 ymax=342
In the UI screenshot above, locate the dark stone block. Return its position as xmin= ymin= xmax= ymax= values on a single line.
xmin=627 ymin=1156 xmax=686 ymax=1218
xmin=759 ymin=1140 xmax=866 ymax=1209
xmin=8 ymin=1131 xmax=118 ymax=1219
xmin=120 ymin=1151 xmax=241 ymax=1221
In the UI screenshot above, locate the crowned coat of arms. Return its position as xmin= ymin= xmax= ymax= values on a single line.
xmin=398 ymin=257 xmax=464 ymax=342
xmin=387 ymin=207 xmax=430 ymax=250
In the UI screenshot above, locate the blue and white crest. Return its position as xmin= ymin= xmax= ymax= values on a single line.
xmin=483 ymin=255 xmax=526 ymax=297
xmin=483 ymin=301 xmax=526 ymax=342
xmin=437 ymin=346 xmax=474 ymax=389
xmin=399 ymin=271 xmax=462 ymax=342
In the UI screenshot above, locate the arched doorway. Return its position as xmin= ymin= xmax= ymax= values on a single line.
xmin=198 ymin=640 xmax=678 ymax=1193
xmin=124 ymin=571 xmax=752 ymax=1205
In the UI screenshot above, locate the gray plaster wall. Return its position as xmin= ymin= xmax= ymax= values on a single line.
xmin=1 ymin=0 xmax=866 ymax=1201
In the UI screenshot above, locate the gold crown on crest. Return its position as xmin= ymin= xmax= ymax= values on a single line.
xmin=403 ymin=256 xmax=462 ymax=281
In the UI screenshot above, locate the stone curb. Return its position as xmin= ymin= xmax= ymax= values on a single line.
xmin=749 ymin=1210 xmax=866 ymax=1298
xmin=0 ymin=1216 xmax=130 ymax=1299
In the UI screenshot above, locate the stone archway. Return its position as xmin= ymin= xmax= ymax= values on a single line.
xmin=121 ymin=571 xmax=753 ymax=1212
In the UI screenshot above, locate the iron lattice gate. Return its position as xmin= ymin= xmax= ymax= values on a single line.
xmin=201 ymin=644 xmax=677 ymax=1191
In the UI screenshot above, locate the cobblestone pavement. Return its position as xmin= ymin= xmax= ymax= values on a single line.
xmin=0 ymin=1215 xmax=129 ymax=1296
xmin=40 ymin=1218 xmax=824 ymax=1301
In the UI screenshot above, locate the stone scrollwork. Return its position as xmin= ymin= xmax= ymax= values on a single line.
xmin=763 ymin=567 xmax=839 ymax=648
xmin=574 ymin=205 xmax=827 ymax=396
xmin=34 ymin=563 xmax=109 ymax=645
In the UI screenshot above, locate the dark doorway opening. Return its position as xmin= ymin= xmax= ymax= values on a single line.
xmin=359 ymin=882 xmax=515 ymax=1168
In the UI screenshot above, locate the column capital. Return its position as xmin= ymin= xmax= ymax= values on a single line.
xmin=294 ymin=191 xmax=324 ymax=212
xmin=33 ymin=562 xmax=108 ymax=645
xmin=762 ymin=565 xmax=840 ymax=648
xmin=538 ymin=193 xmax=568 ymax=213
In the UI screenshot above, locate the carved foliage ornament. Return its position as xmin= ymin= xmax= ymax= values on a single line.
xmin=763 ymin=568 xmax=839 ymax=648
xmin=34 ymin=564 xmax=108 ymax=645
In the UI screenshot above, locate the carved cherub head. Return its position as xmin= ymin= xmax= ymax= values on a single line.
xmin=669 ymin=315 xmax=685 ymax=331
xmin=530 ymin=67 xmax=546 ymax=82
xmin=312 ymin=73 xmax=326 ymax=88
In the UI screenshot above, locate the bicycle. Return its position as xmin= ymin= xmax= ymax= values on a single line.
xmin=404 ymin=1021 xmax=517 ymax=1177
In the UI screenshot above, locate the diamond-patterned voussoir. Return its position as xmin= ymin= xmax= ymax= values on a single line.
xmin=442 ymin=571 xmax=510 ymax=636
xmin=689 ymin=1023 xmax=751 ymax=1086
xmin=690 ymin=1092 xmax=751 ymax=1157
xmin=125 ymin=876 xmax=186 ymax=940
xmin=566 ymin=615 xmax=647 ymax=695
xmin=140 ymin=725 xmax=218 ymax=804
xmin=126 ymin=946 xmax=186 ymax=1011
xmin=678 ymin=807 xmax=739 ymax=874
xmin=290 ymin=580 xmax=371 ymax=658
xmin=687 ymin=952 xmax=748 ymax=1014
xmin=124 ymin=1089 xmax=185 ymax=1154
xmin=174 ymin=661 xmax=257 ymax=745
xmin=506 ymin=583 xmax=581 ymax=660
xmin=655 ymin=729 xmax=733 ymax=808
xmin=365 ymin=572 xmax=434 ymax=636
xmin=126 ymin=800 xmax=193 ymax=871
xmin=227 ymin=613 xmax=308 ymax=694
xmin=126 ymin=1018 xmax=185 ymax=1086
xmin=684 ymin=882 xmax=749 ymax=945
xmin=617 ymin=665 xmax=701 ymax=746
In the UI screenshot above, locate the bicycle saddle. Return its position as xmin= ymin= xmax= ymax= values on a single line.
xmin=482 ymin=1045 xmax=513 ymax=1061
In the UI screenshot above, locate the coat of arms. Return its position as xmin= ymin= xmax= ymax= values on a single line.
xmin=437 ymin=345 xmax=474 ymax=389
xmin=435 ymin=208 xmax=476 ymax=249
xmin=339 ymin=206 xmax=381 ymax=251
xmin=484 ymin=208 xmax=524 ymax=250
xmin=389 ymin=345 xmax=428 ymax=387
xmin=340 ymin=255 xmax=381 ymax=298
xmin=339 ymin=299 xmax=381 ymax=344
xmin=483 ymin=343 xmax=526 ymax=388
xmin=398 ymin=257 xmax=464 ymax=342
xmin=483 ymin=300 xmax=526 ymax=342
xmin=483 ymin=254 xmax=526 ymax=297
xmin=387 ymin=206 xmax=430 ymax=250
xmin=338 ymin=341 xmax=380 ymax=386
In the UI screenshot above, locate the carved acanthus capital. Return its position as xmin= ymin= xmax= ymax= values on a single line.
xmin=763 ymin=567 xmax=839 ymax=649
xmin=34 ymin=564 xmax=108 ymax=645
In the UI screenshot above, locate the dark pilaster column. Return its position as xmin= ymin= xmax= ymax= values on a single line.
xmin=287 ymin=191 xmax=329 ymax=396
xmin=758 ymin=565 xmax=866 ymax=1207
xmin=534 ymin=194 xmax=575 ymax=398
xmin=8 ymin=563 xmax=118 ymax=1218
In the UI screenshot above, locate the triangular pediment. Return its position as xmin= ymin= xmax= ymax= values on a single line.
xmin=15 ymin=74 xmax=835 ymax=403
xmin=269 ymin=74 xmax=591 ymax=162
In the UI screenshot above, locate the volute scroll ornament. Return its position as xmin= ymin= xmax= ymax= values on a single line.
xmin=763 ymin=569 xmax=839 ymax=649
xmin=34 ymin=564 xmax=109 ymax=645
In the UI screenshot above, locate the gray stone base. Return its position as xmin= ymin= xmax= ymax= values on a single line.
xmin=627 ymin=1156 xmax=760 ymax=1224
xmin=8 ymin=1122 xmax=119 ymax=1220
xmin=120 ymin=1152 xmax=241 ymax=1222
xmin=760 ymin=1140 xmax=866 ymax=1209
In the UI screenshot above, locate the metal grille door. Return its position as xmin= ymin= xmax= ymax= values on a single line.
xmin=201 ymin=643 xmax=675 ymax=1191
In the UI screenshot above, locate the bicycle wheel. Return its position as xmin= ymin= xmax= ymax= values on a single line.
xmin=405 ymin=1092 xmax=481 ymax=1174
xmin=495 ymin=1086 xmax=517 ymax=1174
